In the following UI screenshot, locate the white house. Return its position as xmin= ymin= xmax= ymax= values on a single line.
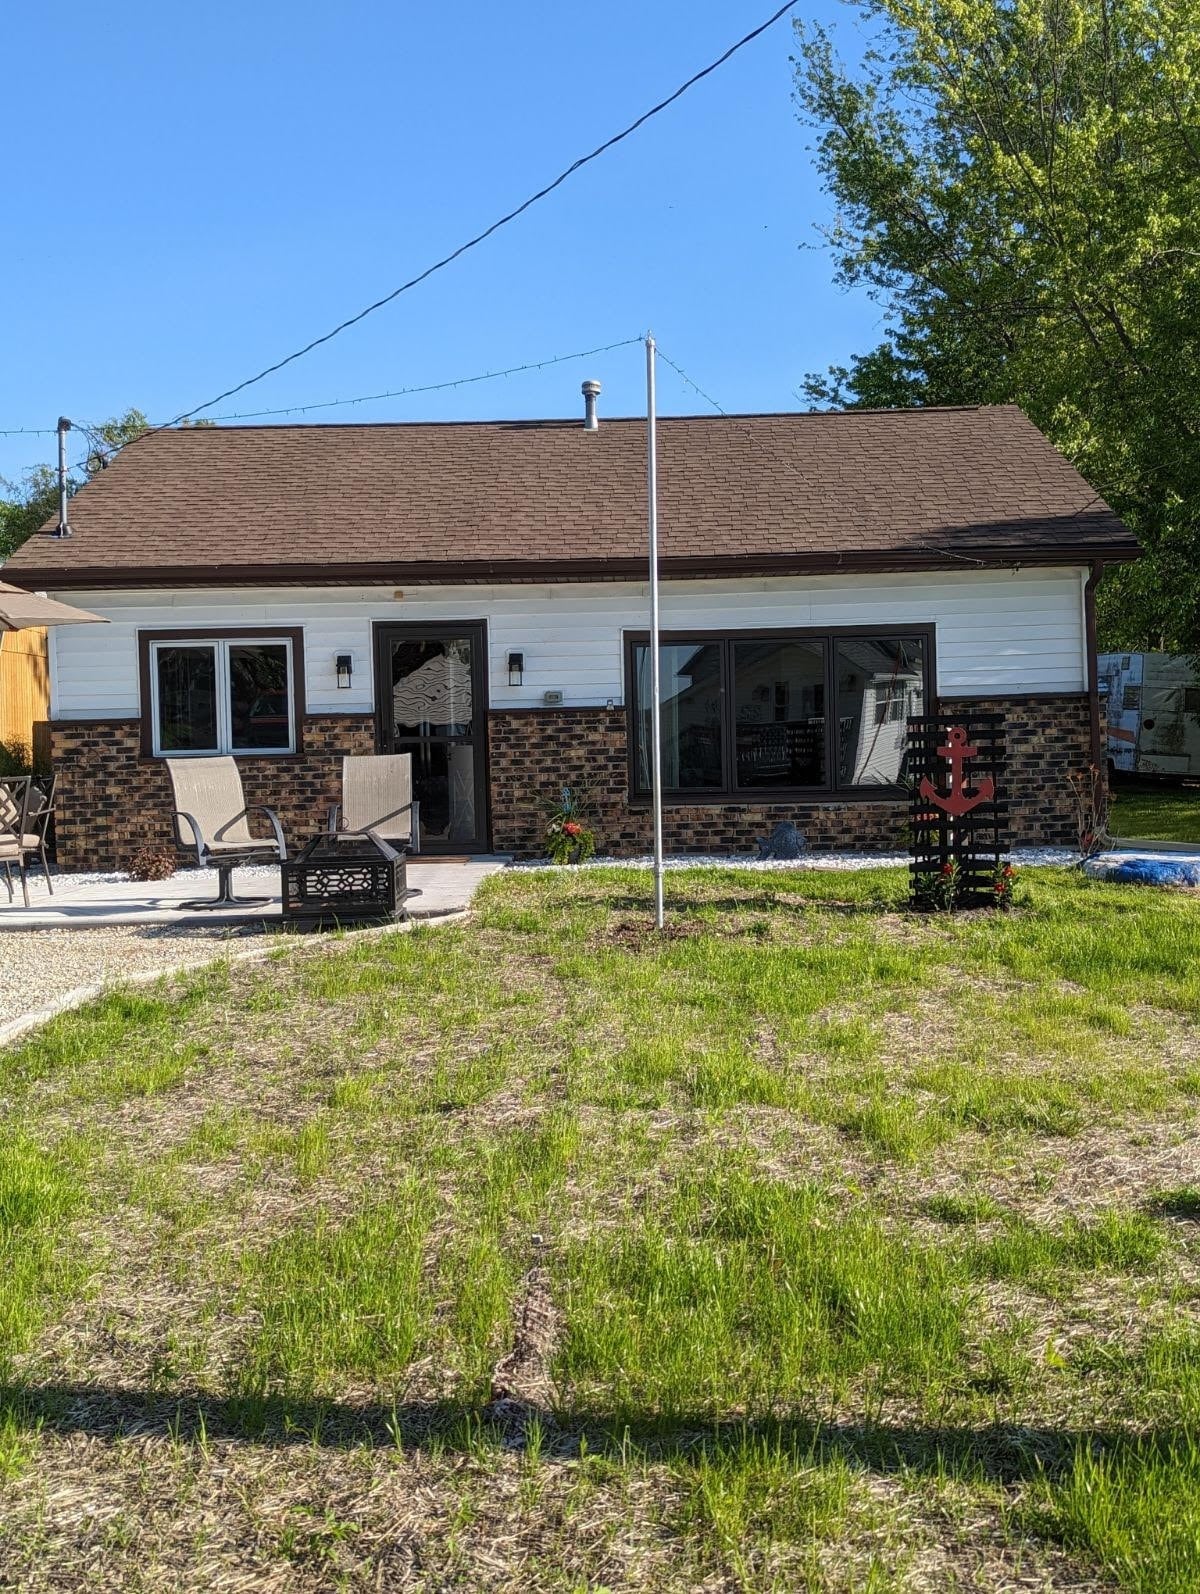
xmin=3 ymin=400 xmax=1138 ymax=867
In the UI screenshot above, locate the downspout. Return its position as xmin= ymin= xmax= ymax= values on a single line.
xmin=1083 ymin=561 xmax=1105 ymax=774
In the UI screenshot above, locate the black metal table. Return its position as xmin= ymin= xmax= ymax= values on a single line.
xmin=280 ymin=829 xmax=420 ymax=926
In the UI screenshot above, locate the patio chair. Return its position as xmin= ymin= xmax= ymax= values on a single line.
xmin=328 ymin=754 xmax=420 ymax=853
xmin=24 ymin=774 xmax=56 ymax=896
xmin=167 ymin=756 xmax=287 ymax=910
xmin=0 ymin=777 xmax=33 ymax=909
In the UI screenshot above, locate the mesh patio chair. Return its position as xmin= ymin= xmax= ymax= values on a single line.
xmin=23 ymin=774 xmax=56 ymax=895
xmin=167 ymin=756 xmax=287 ymax=910
xmin=328 ymin=754 xmax=420 ymax=854
xmin=0 ymin=777 xmax=33 ymax=908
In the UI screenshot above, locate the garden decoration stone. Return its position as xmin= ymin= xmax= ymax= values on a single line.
xmin=756 ymin=821 xmax=808 ymax=860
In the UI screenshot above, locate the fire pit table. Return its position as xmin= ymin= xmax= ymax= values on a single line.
xmin=281 ymin=828 xmax=420 ymax=927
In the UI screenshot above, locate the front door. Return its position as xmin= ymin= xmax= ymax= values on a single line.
xmin=374 ymin=622 xmax=489 ymax=853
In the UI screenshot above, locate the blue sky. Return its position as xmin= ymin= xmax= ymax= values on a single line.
xmin=2 ymin=1 xmax=879 ymax=487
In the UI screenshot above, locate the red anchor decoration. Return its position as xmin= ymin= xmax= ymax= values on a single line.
xmin=918 ymin=725 xmax=995 ymax=818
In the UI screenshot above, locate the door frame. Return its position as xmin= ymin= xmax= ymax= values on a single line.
xmin=372 ymin=619 xmax=492 ymax=853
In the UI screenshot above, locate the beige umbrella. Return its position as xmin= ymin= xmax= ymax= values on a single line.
xmin=0 ymin=581 xmax=109 ymax=632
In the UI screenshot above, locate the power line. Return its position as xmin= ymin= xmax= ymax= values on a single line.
xmin=80 ymin=2 xmax=794 ymax=467
xmin=161 ymin=337 xmax=642 ymax=426
xmin=655 ymin=341 xmax=990 ymax=567
xmin=6 ymin=337 xmax=644 ymax=446
xmin=5 ymin=6 xmax=794 ymax=468
xmin=653 ymin=346 xmax=735 ymax=418
xmin=61 ymin=335 xmax=643 ymax=474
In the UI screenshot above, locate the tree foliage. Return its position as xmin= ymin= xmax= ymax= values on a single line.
xmin=793 ymin=0 xmax=1200 ymax=649
xmin=0 ymin=410 xmax=150 ymax=562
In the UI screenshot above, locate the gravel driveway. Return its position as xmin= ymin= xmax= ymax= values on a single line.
xmin=0 ymin=925 xmax=262 ymax=1040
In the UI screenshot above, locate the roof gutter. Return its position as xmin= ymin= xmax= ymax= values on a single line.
xmin=7 ymin=544 xmax=1142 ymax=592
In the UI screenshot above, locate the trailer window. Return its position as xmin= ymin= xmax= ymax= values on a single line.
xmin=1122 ymin=685 xmax=1142 ymax=712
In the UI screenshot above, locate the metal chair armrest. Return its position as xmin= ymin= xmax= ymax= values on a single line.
xmin=213 ymin=805 xmax=287 ymax=860
xmin=25 ymin=801 xmax=53 ymax=844
xmin=173 ymin=810 xmax=207 ymax=867
xmin=384 ymin=799 xmax=420 ymax=854
xmin=332 ymin=800 xmax=419 ymax=853
xmin=245 ymin=805 xmax=288 ymax=860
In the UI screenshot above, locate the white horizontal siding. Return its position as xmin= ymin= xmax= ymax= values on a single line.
xmin=47 ymin=568 xmax=1087 ymax=720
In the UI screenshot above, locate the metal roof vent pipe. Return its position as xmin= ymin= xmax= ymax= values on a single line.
xmin=581 ymin=379 xmax=601 ymax=431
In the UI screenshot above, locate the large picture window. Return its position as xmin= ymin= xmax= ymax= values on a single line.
xmin=628 ymin=628 xmax=929 ymax=799
xmin=145 ymin=634 xmax=299 ymax=756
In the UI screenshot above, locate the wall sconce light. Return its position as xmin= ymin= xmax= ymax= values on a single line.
xmin=335 ymin=653 xmax=353 ymax=690
xmin=507 ymin=651 xmax=524 ymax=687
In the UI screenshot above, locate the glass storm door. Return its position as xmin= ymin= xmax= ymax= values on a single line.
xmin=375 ymin=623 xmax=489 ymax=852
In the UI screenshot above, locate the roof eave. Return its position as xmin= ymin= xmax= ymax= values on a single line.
xmin=6 ymin=542 xmax=1141 ymax=592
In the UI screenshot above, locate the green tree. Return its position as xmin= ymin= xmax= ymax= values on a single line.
xmin=0 ymin=409 xmax=150 ymax=561
xmin=792 ymin=0 xmax=1200 ymax=649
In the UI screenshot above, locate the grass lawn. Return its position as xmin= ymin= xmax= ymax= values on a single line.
xmin=2 ymin=866 xmax=1200 ymax=1590
xmin=1110 ymin=778 xmax=1200 ymax=843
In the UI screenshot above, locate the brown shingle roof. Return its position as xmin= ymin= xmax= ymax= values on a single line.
xmin=4 ymin=404 xmax=1138 ymax=588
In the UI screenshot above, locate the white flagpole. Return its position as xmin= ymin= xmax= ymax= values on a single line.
xmin=646 ymin=333 xmax=665 ymax=930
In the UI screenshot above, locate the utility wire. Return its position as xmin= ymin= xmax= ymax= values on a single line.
xmin=5 ymin=6 xmax=794 ymax=461
xmin=654 ymin=346 xmax=735 ymax=417
xmin=162 ymin=337 xmax=641 ymax=427
xmin=661 ymin=340 xmax=1142 ymax=532
xmin=73 ymin=2 xmax=795 ymax=467
xmin=63 ymin=335 xmax=643 ymax=473
xmin=655 ymin=341 xmax=991 ymax=567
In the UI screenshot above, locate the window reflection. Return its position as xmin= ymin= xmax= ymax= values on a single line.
xmin=156 ymin=646 xmax=218 ymax=752
xmin=835 ymin=637 xmax=925 ymax=786
xmin=628 ymin=631 xmax=928 ymax=795
xmin=634 ymin=642 xmax=723 ymax=790
xmin=229 ymin=644 xmax=290 ymax=750
xmin=733 ymin=639 xmax=825 ymax=788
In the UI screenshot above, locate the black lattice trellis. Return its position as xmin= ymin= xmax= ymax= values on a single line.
xmin=908 ymin=713 xmax=1009 ymax=909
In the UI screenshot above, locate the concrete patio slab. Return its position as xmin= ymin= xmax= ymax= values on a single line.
xmin=0 ymin=857 xmax=509 ymax=931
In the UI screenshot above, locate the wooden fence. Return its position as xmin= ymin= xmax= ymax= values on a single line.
xmin=0 ymin=627 xmax=51 ymax=771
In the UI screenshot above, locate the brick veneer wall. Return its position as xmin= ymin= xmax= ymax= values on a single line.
xmin=955 ymin=694 xmax=1094 ymax=846
xmin=487 ymin=693 xmax=1093 ymax=858
xmin=50 ymin=715 xmax=376 ymax=870
xmin=51 ymin=693 xmax=1092 ymax=869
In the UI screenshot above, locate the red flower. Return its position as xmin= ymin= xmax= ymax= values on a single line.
xmin=940 ymin=862 xmax=955 ymax=876
xmin=563 ymin=820 xmax=582 ymax=837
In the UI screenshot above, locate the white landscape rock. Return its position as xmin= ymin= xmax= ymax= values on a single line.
xmin=514 ymin=848 xmax=1078 ymax=873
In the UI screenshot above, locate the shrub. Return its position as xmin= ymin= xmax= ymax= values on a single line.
xmin=126 ymin=844 xmax=178 ymax=882
xmin=0 ymin=740 xmax=31 ymax=778
xmin=1069 ymin=763 xmax=1111 ymax=860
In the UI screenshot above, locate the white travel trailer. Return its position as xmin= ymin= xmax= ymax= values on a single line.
xmin=1100 ymin=651 xmax=1200 ymax=777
